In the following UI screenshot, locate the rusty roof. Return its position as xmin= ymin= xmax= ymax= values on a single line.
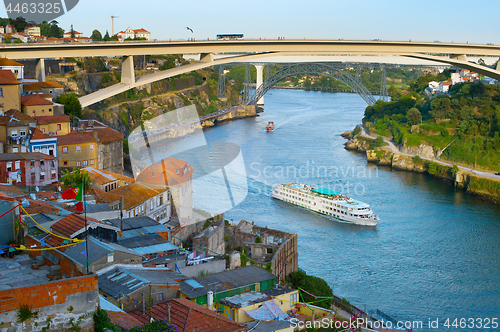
xmin=31 ymin=128 xmax=54 ymax=140
xmin=21 ymin=95 xmax=53 ymax=106
xmin=4 ymin=109 xmax=35 ymax=123
xmin=51 ymin=213 xmax=102 ymax=238
xmin=129 ymin=298 xmax=247 ymax=332
xmin=57 ymin=130 xmax=97 ymax=145
xmin=106 ymin=311 xmax=143 ymax=330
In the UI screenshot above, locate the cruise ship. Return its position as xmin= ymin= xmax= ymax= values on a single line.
xmin=272 ymin=183 xmax=379 ymax=226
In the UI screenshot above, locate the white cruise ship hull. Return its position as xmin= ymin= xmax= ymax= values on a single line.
xmin=272 ymin=183 xmax=379 ymax=226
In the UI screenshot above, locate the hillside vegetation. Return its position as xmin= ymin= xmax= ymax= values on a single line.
xmin=363 ymin=72 xmax=500 ymax=171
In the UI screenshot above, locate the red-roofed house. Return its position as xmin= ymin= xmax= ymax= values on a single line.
xmin=63 ymin=30 xmax=84 ymax=38
xmin=78 ymin=120 xmax=124 ymax=174
xmin=129 ymin=298 xmax=247 ymax=332
xmin=136 ymin=158 xmax=194 ymax=224
xmin=82 ymin=166 xmax=134 ymax=192
xmin=35 ymin=115 xmax=71 ymax=136
xmin=0 ymin=110 xmax=37 ymax=154
xmin=57 ymin=131 xmax=98 ymax=169
xmin=21 ymin=95 xmax=54 ymax=117
xmin=0 ymin=58 xmax=24 ymax=82
xmin=30 ymin=128 xmax=58 ymax=157
xmin=117 ymin=27 xmax=150 ymax=41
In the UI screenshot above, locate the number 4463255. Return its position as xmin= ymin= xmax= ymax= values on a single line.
xmin=443 ymin=318 xmax=498 ymax=329
xmin=6 ymin=3 xmax=62 ymax=14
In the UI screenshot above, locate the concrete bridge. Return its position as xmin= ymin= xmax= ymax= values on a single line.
xmin=1 ymin=39 xmax=500 ymax=107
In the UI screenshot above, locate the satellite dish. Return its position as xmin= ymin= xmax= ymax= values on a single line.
xmin=35 ymin=186 xmax=39 ymax=192
xmin=58 ymin=186 xmax=62 ymax=192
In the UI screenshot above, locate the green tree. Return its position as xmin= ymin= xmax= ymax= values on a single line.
xmin=103 ymin=30 xmax=110 ymax=41
xmin=54 ymin=93 xmax=82 ymax=119
xmin=10 ymin=16 xmax=27 ymax=32
xmin=288 ymin=270 xmax=333 ymax=309
xmin=407 ymin=107 xmax=421 ymax=125
xmin=60 ymin=168 xmax=91 ymax=190
xmin=48 ymin=20 xmax=64 ymax=38
xmin=109 ymin=34 xmax=119 ymax=41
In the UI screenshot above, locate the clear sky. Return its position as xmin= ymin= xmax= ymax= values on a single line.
xmin=1 ymin=0 xmax=499 ymax=44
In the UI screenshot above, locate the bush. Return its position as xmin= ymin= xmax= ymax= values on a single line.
xmin=352 ymin=126 xmax=361 ymax=136
xmin=288 ymin=270 xmax=333 ymax=309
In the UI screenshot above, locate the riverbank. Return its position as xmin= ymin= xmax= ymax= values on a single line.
xmin=343 ymin=126 xmax=500 ymax=204
xmin=200 ymin=105 xmax=258 ymax=128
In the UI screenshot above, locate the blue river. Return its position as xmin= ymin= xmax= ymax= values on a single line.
xmin=195 ymin=89 xmax=500 ymax=331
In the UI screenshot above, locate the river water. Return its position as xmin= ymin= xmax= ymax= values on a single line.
xmin=197 ymin=89 xmax=500 ymax=331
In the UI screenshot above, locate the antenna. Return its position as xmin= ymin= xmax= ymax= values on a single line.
xmin=111 ymin=15 xmax=119 ymax=36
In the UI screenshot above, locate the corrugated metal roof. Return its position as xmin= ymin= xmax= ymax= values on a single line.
xmin=130 ymin=242 xmax=179 ymax=255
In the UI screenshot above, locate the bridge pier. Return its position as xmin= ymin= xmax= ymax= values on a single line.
xmin=255 ymin=64 xmax=264 ymax=106
xmin=36 ymin=58 xmax=45 ymax=82
xmin=121 ymin=56 xmax=135 ymax=85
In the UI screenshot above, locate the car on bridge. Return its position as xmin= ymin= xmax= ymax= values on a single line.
xmin=495 ymin=172 xmax=500 ymax=176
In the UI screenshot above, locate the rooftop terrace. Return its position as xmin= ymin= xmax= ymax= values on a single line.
xmin=0 ymin=254 xmax=51 ymax=290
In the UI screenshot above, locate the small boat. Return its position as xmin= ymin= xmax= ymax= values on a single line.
xmin=266 ymin=121 xmax=275 ymax=132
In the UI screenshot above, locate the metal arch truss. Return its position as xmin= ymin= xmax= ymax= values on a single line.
xmin=245 ymin=62 xmax=377 ymax=106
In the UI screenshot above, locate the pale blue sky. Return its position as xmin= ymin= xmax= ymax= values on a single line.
xmin=1 ymin=0 xmax=499 ymax=44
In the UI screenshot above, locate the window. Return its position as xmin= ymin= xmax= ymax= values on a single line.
xmin=0 ymin=87 xmax=3 ymax=97
xmin=266 ymin=248 xmax=273 ymax=254
xmin=151 ymin=172 xmax=156 ymax=178
xmin=62 ymin=146 xmax=68 ymax=154
xmin=31 ymin=173 xmax=36 ymax=182
xmin=83 ymin=160 xmax=88 ymax=166
xmin=76 ymin=161 xmax=81 ymax=167
xmin=41 ymin=110 xmax=44 ymax=113
xmin=10 ymin=129 xmax=18 ymax=137
xmin=42 ymin=128 xmax=45 ymax=134
xmin=89 ymin=144 xmax=94 ymax=151
xmin=175 ymin=169 xmax=180 ymax=174
xmin=15 ymin=161 xmax=20 ymax=170
xmin=107 ymin=253 xmax=114 ymax=263
xmin=57 ymin=124 xmax=61 ymax=131
xmin=19 ymin=128 xmax=26 ymax=136
xmin=30 ymin=160 xmax=35 ymax=167
xmin=51 ymin=161 xmax=55 ymax=168
xmin=63 ymin=161 xmax=68 ymax=166
xmin=21 ymin=146 xmax=26 ymax=153
xmin=76 ymin=145 xmax=81 ymax=153
xmin=6 ymin=162 xmax=12 ymax=172
xmin=49 ymin=108 xmax=52 ymax=112
xmin=150 ymin=199 xmax=154 ymax=210
xmin=90 ymin=159 xmax=95 ymax=165
xmin=40 ymin=160 xmax=44 ymax=166
xmin=290 ymin=293 xmax=298 ymax=307
xmin=40 ymin=172 xmax=44 ymax=180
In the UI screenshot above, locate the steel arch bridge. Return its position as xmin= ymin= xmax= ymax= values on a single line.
xmin=244 ymin=63 xmax=377 ymax=106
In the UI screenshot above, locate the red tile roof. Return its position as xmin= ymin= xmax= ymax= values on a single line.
xmin=133 ymin=28 xmax=149 ymax=33
xmin=24 ymin=199 xmax=61 ymax=215
xmin=0 ymin=184 xmax=26 ymax=197
xmin=82 ymin=167 xmax=134 ymax=185
xmin=136 ymin=158 xmax=194 ymax=187
xmin=106 ymin=311 xmax=143 ymax=330
xmin=93 ymin=188 xmax=124 ymax=205
xmin=21 ymin=95 xmax=53 ymax=106
xmin=31 ymin=128 xmax=53 ymax=140
xmin=129 ymin=298 xmax=247 ymax=332
xmin=51 ymin=213 xmax=102 ymax=237
xmin=0 ymin=70 xmax=20 ymax=84
xmin=84 ymin=126 xmax=123 ymax=143
xmin=37 ymin=190 xmax=57 ymax=200
xmin=0 ymin=58 xmax=23 ymax=67
xmin=35 ymin=115 xmax=70 ymax=125
xmin=57 ymin=130 xmax=97 ymax=145
xmin=37 ymin=81 xmax=64 ymax=88
xmin=98 ymin=183 xmax=166 ymax=210
xmin=4 ymin=109 xmax=35 ymax=123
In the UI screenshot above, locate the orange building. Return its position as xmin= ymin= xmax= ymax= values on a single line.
xmin=21 ymin=95 xmax=54 ymax=117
